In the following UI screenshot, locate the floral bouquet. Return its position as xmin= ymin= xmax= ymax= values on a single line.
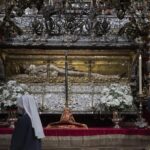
xmin=0 ymin=80 xmax=28 ymax=111
xmin=94 ymin=83 xmax=135 ymax=112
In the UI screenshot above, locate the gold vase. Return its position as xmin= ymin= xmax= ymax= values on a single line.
xmin=112 ymin=110 xmax=121 ymax=128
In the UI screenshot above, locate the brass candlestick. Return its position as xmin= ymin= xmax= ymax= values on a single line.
xmin=135 ymin=94 xmax=148 ymax=128
xmin=139 ymin=94 xmax=144 ymax=120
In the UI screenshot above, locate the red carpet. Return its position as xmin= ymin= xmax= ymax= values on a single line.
xmin=0 ymin=128 xmax=150 ymax=136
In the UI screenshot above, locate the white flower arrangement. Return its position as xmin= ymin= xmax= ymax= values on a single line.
xmin=0 ymin=80 xmax=28 ymax=110
xmin=94 ymin=83 xmax=134 ymax=112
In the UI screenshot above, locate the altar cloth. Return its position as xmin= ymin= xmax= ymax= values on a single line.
xmin=1 ymin=128 xmax=150 ymax=150
xmin=0 ymin=128 xmax=150 ymax=136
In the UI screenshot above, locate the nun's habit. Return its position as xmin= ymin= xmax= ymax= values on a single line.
xmin=10 ymin=95 xmax=45 ymax=150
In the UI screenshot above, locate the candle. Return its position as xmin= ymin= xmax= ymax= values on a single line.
xmin=90 ymin=0 xmax=93 ymax=8
xmin=51 ymin=0 xmax=53 ymax=6
xmin=49 ymin=0 xmax=53 ymax=6
xmin=139 ymin=54 xmax=142 ymax=95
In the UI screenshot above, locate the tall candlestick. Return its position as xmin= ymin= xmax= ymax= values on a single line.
xmin=139 ymin=54 xmax=142 ymax=95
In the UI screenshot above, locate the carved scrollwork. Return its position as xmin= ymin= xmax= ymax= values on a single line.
xmin=32 ymin=18 xmax=44 ymax=35
xmin=45 ymin=17 xmax=55 ymax=35
xmin=0 ymin=0 xmax=149 ymax=45
xmin=64 ymin=14 xmax=76 ymax=34
xmin=0 ymin=5 xmax=23 ymax=40
xmin=118 ymin=17 xmax=140 ymax=41
xmin=118 ymin=14 xmax=150 ymax=42
xmin=97 ymin=18 xmax=110 ymax=35
xmin=116 ymin=9 xmax=125 ymax=20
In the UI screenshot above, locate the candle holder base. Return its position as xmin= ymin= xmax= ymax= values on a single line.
xmin=135 ymin=94 xmax=148 ymax=128
xmin=112 ymin=118 xmax=122 ymax=128
xmin=135 ymin=117 xmax=148 ymax=128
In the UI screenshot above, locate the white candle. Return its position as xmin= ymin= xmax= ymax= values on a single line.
xmin=51 ymin=0 xmax=53 ymax=6
xmin=91 ymin=0 xmax=93 ymax=4
xmin=139 ymin=54 xmax=142 ymax=95
xmin=49 ymin=0 xmax=53 ymax=6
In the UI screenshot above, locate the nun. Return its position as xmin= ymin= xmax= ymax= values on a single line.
xmin=10 ymin=94 xmax=45 ymax=150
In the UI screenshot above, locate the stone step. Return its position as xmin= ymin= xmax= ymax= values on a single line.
xmin=42 ymin=147 xmax=145 ymax=150
xmin=0 ymin=135 xmax=149 ymax=150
